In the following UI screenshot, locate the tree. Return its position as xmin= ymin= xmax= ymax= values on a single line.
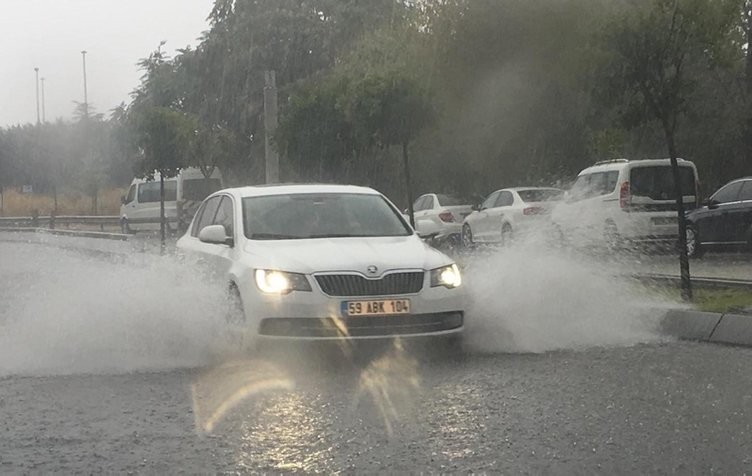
xmin=345 ymin=73 xmax=435 ymax=226
xmin=599 ymin=0 xmax=740 ymax=300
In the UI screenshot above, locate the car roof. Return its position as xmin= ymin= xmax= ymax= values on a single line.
xmin=580 ymin=158 xmax=696 ymax=175
xmin=218 ymin=183 xmax=380 ymax=198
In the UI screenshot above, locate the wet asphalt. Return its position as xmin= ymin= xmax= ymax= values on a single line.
xmin=1 ymin=342 xmax=751 ymax=474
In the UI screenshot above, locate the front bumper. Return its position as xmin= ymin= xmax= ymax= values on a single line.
xmin=258 ymin=312 xmax=464 ymax=339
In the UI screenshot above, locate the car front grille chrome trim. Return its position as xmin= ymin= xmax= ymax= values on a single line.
xmin=314 ymin=271 xmax=425 ymax=297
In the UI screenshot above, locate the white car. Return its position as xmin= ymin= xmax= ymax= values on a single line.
xmin=411 ymin=193 xmax=474 ymax=238
xmin=551 ymin=158 xmax=699 ymax=248
xmin=461 ymin=187 xmax=564 ymax=246
xmin=176 ymin=184 xmax=465 ymax=341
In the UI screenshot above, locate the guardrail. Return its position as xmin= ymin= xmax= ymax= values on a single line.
xmin=0 ymin=215 xmax=179 ymax=231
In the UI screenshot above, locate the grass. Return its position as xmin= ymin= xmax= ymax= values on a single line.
xmin=691 ymin=288 xmax=752 ymax=314
xmin=0 ymin=188 xmax=125 ymax=216
xmin=648 ymin=284 xmax=752 ymax=313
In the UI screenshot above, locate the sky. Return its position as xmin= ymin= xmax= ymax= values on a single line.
xmin=0 ymin=0 xmax=215 ymax=127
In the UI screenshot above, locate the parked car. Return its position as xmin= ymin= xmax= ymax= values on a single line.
xmin=120 ymin=167 xmax=223 ymax=234
xmin=461 ymin=187 xmax=563 ymax=246
xmin=412 ymin=193 xmax=474 ymax=236
xmin=176 ymin=184 xmax=465 ymax=341
xmin=685 ymin=177 xmax=752 ymax=257
xmin=551 ymin=158 xmax=699 ymax=249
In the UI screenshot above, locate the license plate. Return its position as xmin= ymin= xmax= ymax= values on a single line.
xmin=342 ymin=299 xmax=411 ymax=317
xmin=652 ymin=217 xmax=677 ymax=225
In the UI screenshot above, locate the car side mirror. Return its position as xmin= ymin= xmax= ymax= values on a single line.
xmin=706 ymin=199 xmax=719 ymax=209
xmin=471 ymin=204 xmax=481 ymax=212
xmin=198 ymin=224 xmax=234 ymax=247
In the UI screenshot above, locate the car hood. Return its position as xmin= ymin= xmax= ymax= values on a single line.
xmin=242 ymin=235 xmax=452 ymax=275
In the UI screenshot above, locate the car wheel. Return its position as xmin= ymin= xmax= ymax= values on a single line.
xmin=603 ymin=221 xmax=622 ymax=252
xmin=120 ymin=217 xmax=131 ymax=234
xmin=686 ymin=226 xmax=703 ymax=258
xmin=500 ymin=223 xmax=513 ymax=246
xmin=462 ymin=224 xmax=474 ymax=249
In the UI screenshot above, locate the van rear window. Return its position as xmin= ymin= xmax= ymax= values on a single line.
xmin=138 ymin=181 xmax=177 ymax=203
xmin=630 ymin=166 xmax=695 ymax=200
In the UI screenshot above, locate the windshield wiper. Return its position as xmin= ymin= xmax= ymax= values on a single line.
xmin=305 ymin=233 xmax=357 ymax=238
xmin=250 ymin=233 xmax=301 ymax=240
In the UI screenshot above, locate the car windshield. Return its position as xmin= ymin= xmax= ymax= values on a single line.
xmin=517 ymin=189 xmax=563 ymax=203
xmin=242 ymin=193 xmax=411 ymax=240
xmin=630 ymin=166 xmax=696 ymax=200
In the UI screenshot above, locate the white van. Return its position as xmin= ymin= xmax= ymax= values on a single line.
xmin=552 ymin=158 xmax=700 ymax=248
xmin=120 ymin=167 xmax=224 ymax=234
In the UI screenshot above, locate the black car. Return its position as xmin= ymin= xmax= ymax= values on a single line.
xmin=685 ymin=177 xmax=752 ymax=257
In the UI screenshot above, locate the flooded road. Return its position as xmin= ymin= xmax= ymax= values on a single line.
xmin=1 ymin=234 xmax=751 ymax=472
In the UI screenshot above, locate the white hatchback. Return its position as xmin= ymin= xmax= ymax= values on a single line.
xmin=176 ymin=184 xmax=465 ymax=341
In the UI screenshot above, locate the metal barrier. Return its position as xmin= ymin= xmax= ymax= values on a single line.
xmin=0 ymin=215 xmax=179 ymax=232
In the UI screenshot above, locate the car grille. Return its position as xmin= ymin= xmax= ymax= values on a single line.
xmin=258 ymin=312 xmax=463 ymax=338
xmin=315 ymin=272 xmax=424 ymax=297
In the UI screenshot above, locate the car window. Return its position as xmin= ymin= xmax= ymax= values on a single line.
xmin=630 ymin=166 xmax=695 ymax=200
xmin=213 ymin=196 xmax=234 ymax=237
xmin=436 ymin=194 xmax=467 ymax=206
xmin=125 ymin=184 xmax=136 ymax=204
xmin=736 ymin=180 xmax=752 ymax=201
xmin=711 ymin=181 xmax=743 ymax=204
xmin=518 ymin=189 xmax=563 ymax=202
xmin=137 ymin=180 xmax=177 ymax=203
xmin=482 ymin=191 xmax=500 ymax=209
xmin=193 ymin=195 xmax=222 ymax=236
xmin=243 ymin=193 xmax=411 ymax=239
xmin=569 ymin=171 xmax=619 ymax=200
xmin=413 ymin=196 xmax=428 ymax=212
xmin=495 ymin=191 xmax=514 ymax=207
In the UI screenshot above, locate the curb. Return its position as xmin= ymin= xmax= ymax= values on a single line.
xmin=662 ymin=309 xmax=752 ymax=346
xmin=0 ymin=227 xmax=129 ymax=241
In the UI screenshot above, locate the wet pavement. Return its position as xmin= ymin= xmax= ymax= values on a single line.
xmin=1 ymin=342 xmax=751 ymax=473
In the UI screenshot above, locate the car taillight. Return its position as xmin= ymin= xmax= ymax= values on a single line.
xmin=620 ymin=181 xmax=631 ymax=210
xmin=439 ymin=211 xmax=455 ymax=223
xmin=523 ymin=207 xmax=544 ymax=216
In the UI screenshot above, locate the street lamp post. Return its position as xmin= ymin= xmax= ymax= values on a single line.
xmin=81 ymin=50 xmax=88 ymax=119
xmin=40 ymin=77 xmax=46 ymax=123
xmin=34 ymin=67 xmax=40 ymax=125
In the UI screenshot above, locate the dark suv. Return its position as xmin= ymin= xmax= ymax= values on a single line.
xmin=685 ymin=177 xmax=752 ymax=257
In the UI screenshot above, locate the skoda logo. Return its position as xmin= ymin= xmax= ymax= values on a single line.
xmin=366 ymin=265 xmax=379 ymax=275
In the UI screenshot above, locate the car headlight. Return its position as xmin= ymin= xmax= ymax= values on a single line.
xmin=254 ymin=269 xmax=312 ymax=294
xmin=430 ymin=264 xmax=462 ymax=288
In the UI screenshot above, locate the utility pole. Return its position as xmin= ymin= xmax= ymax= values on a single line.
xmin=34 ymin=67 xmax=40 ymax=125
xmin=40 ymin=77 xmax=46 ymax=123
xmin=81 ymin=50 xmax=89 ymax=119
xmin=263 ymin=70 xmax=279 ymax=184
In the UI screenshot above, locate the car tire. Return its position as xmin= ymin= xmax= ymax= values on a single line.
xmin=685 ymin=225 xmax=703 ymax=259
xmin=120 ymin=217 xmax=131 ymax=234
xmin=462 ymin=224 xmax=474 ymax=249
xmin=500 ymin=223 xmax=513 ymax=246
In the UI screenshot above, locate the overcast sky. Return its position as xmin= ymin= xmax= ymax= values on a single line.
xmin=0 ymin=0 xmax=215 ymax=127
